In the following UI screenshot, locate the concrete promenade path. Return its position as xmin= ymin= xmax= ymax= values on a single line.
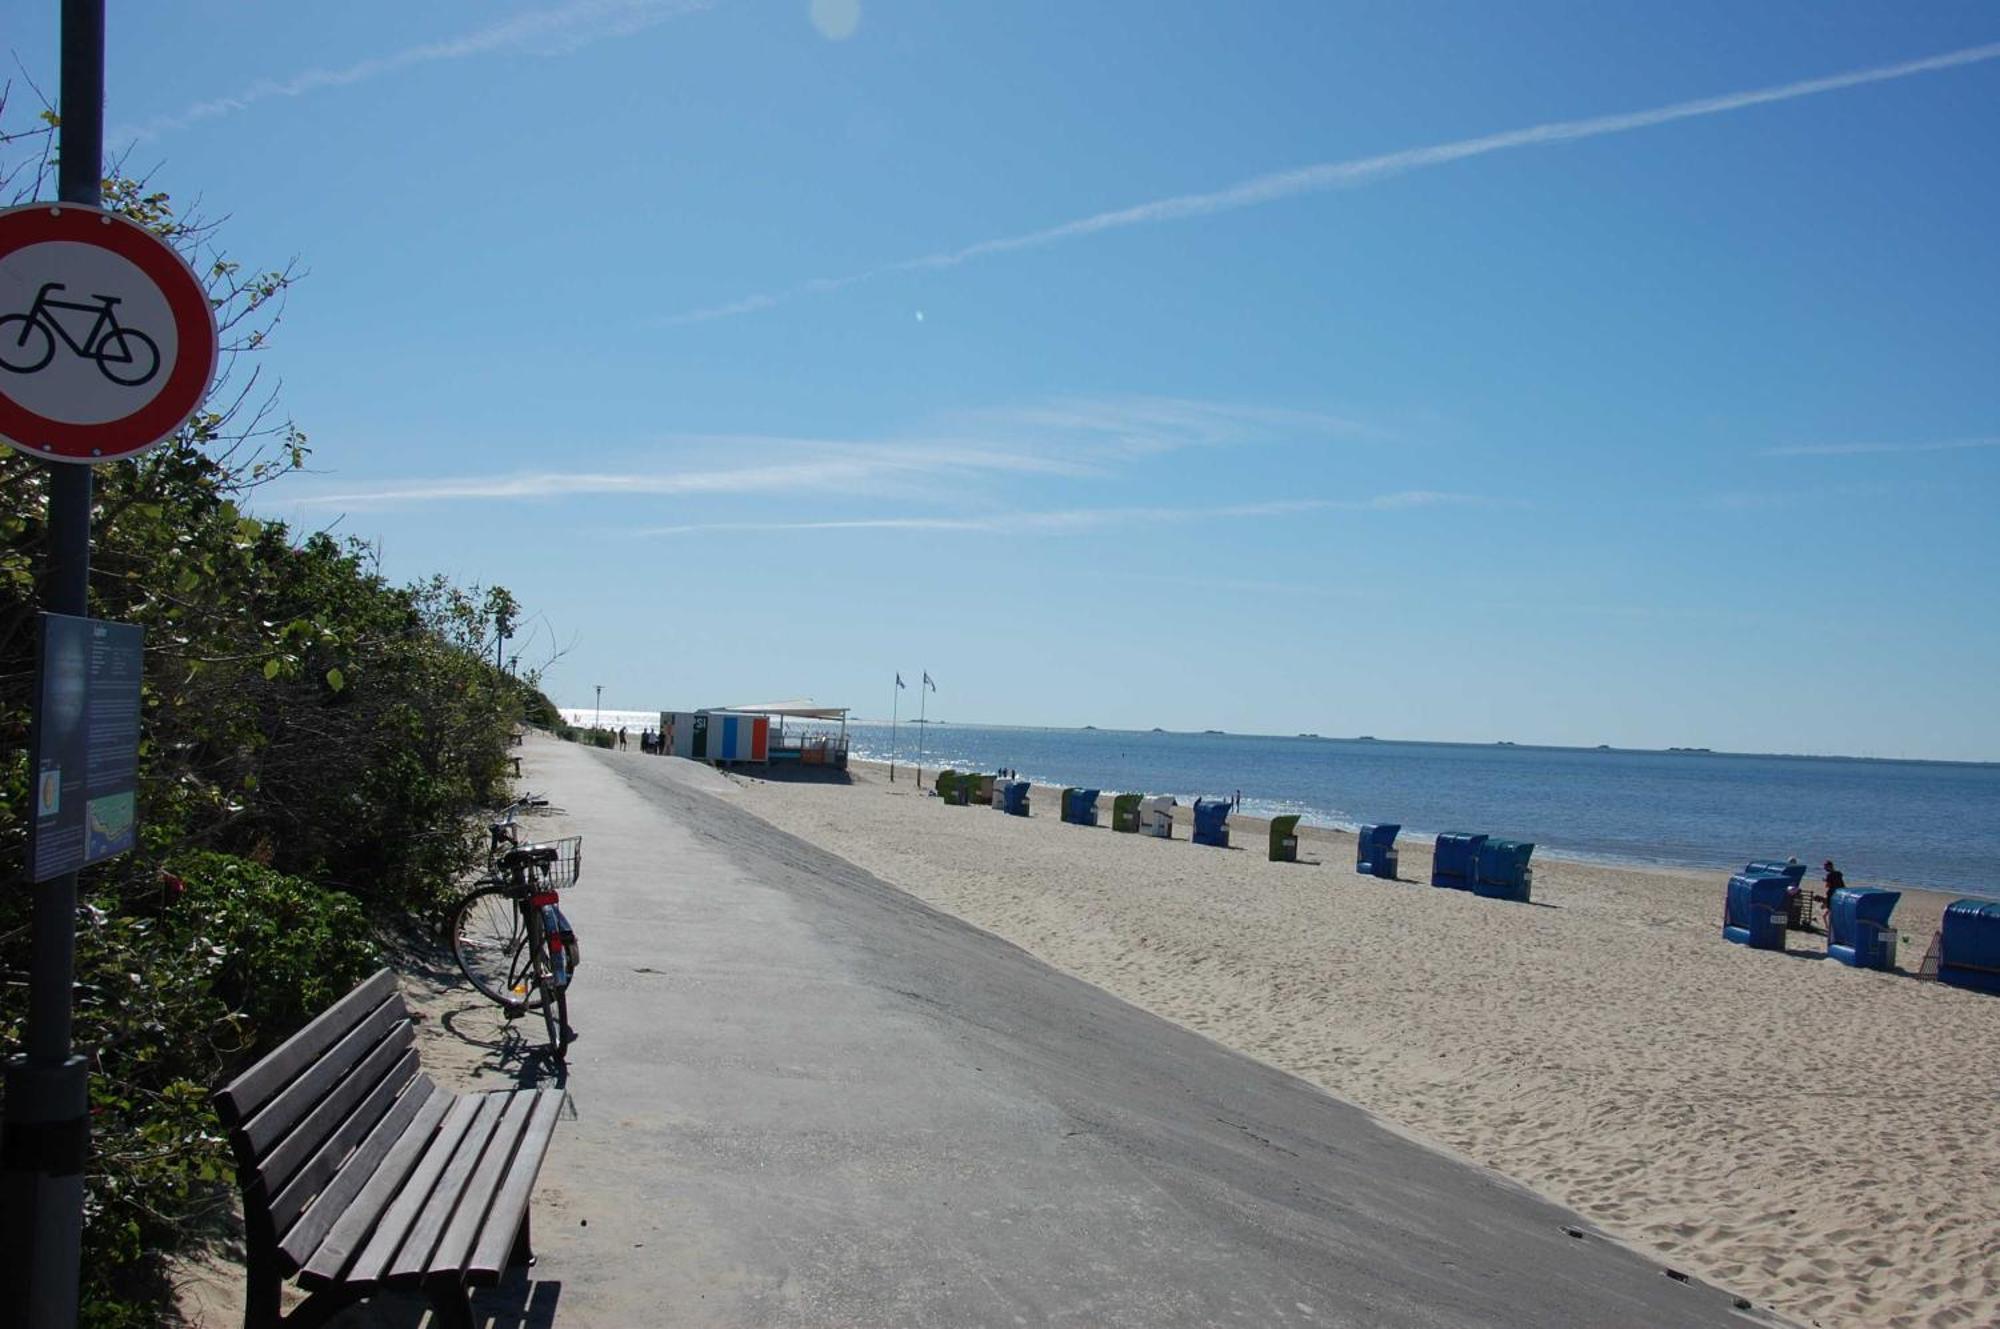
xmin=431 ymin=739 xmax=1774 ymax=1328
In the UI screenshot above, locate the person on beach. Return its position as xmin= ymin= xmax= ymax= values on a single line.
xmin=1822 ymin=860 xmax=1847 ymax=915
xmin=618 ymin=726 xmax=628 ymax=750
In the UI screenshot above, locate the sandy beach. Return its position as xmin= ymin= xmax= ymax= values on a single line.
xmin=719 ymin=759 xmax=1999 ymax=1329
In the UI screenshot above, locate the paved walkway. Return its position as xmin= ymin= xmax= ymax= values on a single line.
xmin=419 ymin=740 xmax=1774 ymax=1327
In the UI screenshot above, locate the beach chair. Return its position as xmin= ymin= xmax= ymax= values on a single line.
xmin=1356 ymin=824 xmax=1400 ymax=879
xmin=973 ymin=774 xmax=997 ymax=806
xmin=999 ymin=780 xmax=1031 ymax=817
xmin=1139 ymin=796 xmax=1176 ymax=839
xmin=1430 ymin=832 xmax=1486 ymax=889
xmin=1112 ymin=793 xmax=1142 ymax=833
xmin=934 ymin=770 xmax=959 ymax=803
xmin=1746 ymin=860 xmax=1810 ymax=927
xmin=1191 ymin=798 xmax=1231 ymax=848
xmin=1933 ymin=899 xmax=2000 ymax=994
xmin=1071 ymin=789 xmax=1100 ymax=828
xmin=1826 ymin=887 xmax=1900 ymax=969
xmin=1473 ymin=839 xmax=1535 ymax=902
xmin=1060 ymin=788 xmax=1081 ymax=824
xmin=1269 ymin=815 xmax=1301 ymax=862
xmin=1722 ymin=873 xmax=1789 ymax=950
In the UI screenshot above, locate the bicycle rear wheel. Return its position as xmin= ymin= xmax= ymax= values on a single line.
xmin=448 ymin=884 xmax=551 ymax=1010
xmin=522 ymin=912 xmax=571 ymax=1063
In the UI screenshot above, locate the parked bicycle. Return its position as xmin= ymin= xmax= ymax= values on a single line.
xmin=447 ymin=801 xmax=582 ymax=1062
xmin=0 ymin=282 xmax=162 ymax=386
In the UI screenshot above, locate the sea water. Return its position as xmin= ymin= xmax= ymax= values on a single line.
xmin=844 ymin=724 xmax=2000 ymax=896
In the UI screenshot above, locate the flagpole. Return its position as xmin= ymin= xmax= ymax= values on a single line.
xmin=917 ymin=669 xmax=928 ymax=788
xmin=889 ymin=676 xmax=900 ymax=783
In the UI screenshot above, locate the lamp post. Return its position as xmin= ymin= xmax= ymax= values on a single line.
xmin=594 ymin=684 xmax=603 ymax=731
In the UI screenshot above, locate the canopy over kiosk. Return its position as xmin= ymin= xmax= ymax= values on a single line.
xmin=1192 ymin=799 xmax=1231 ymax=848
xmin=1827 ymin=888 xmax=1900 ymax=970
xmin=1356 ymin=825 xmax=1400 ymax=879
xmin=1269 ymin=815 xmax=1301 ymax=862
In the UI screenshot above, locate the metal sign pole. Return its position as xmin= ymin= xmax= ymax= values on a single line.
xmin=2 ymin=6 xmax=103 ymax=1323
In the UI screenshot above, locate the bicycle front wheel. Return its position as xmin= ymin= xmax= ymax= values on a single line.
xmin=448 ymin=885 xmax=551 ymax=1010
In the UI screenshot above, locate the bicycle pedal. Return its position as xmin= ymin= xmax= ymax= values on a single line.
xmin=502 ymin=1002 xmax=526 ymax=1021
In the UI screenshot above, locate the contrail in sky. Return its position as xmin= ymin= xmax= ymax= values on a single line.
xmin=665 ymin=40 xmax=2000 ymax=324
xmin=113 ymin=0 xmax=713 ymax=143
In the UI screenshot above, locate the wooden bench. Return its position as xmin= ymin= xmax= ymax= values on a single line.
xmin=214 ymin=968 xmax=563 ymax=1328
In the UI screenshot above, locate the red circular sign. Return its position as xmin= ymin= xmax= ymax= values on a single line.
xmin=0 ymin=203 xmax=219 ymax=463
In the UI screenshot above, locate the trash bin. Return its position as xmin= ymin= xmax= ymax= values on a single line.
xmin=1356 ymin=824 xmax=1400 ymax=879
xmin=1827 ymin=887 xmax=1901 ymax=969
xmin=1112 ymin=793 xmax=1142 ymax=833
xmin=1431 ymin=832 xmax=1486 ymax=889
xmin=1072 ymin=789 xmax=1100 ymax=828
xmin=1192 ymin=798 xmax=1231 ymax=848
xmin=1723 ymin=873 xmax=1790 ymax=950
xmin=1473 ymin=839 xmax=1535 ymax=902
xmin=1937 ymin=899 xmax=2000 ymax=994
xmin=1140 ymin=795 xmax=1176 ymax=839
xmin=1000 ymin=780 xmax=1031 ymax=817
xmin=1269 ymin=814 xmax=1301 ymax=862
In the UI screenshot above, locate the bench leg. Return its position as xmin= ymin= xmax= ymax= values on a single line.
xmin=244 ymin=1252 xmax=284 ymax=1329
xmin=510 ymin=1205 xmax=536 ymax=1268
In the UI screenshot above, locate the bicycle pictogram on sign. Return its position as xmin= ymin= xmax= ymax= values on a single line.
xmin=0 ymin=281 xmax=162 ymax=387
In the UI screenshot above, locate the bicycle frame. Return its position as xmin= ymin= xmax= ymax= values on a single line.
xmin=24 ymin=282 xmax=126 ymax=359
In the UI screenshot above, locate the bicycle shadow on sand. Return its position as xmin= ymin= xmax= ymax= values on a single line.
xmin=433 ymin=999 xmax=573 ymax=1094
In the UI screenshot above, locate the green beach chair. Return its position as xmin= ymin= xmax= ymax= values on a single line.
xmin=1270 ymin=814 xmax=1301 ymax=862
xmin=1112 ymin=793 xmax=1142 ymax=833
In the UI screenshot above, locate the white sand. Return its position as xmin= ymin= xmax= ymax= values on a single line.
xmin=722 ymin=760 xmax=2000 ymax=1329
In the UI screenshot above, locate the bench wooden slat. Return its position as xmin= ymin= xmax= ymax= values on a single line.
xmin=466 ymin=1089 xmax=565 ymax=1284
xmin=267 ymin=1045 xmax=421 ymax=1243
xmin=383 ymin=1094 xmax=509 ymax=1286
xmin=215 ymin=969 xmax=400 ymax=1128
xmin=294 ymin=1080 xmax=449 ymax=1289
xmin=240 ymin=996 xmax=404 ymax=1161
xmin=342 ymin=1093 xmax=486 ymax=1292
xmin=256 ymin=1024 xmax=416 ymax=1200
xmin=277 ymin=1073 xmax=440 ymax=1275
xmin=425 ymin=1091 xmax=538 ymax=1285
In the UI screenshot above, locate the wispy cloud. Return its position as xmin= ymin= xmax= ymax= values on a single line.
xmin=282 ymin=395 xmax=1371 ymax=510
xmin=633 ymin=491 xmax=1493 ymax=537
xmin=1759 ymin=435 xmax=2000 ymax=458
xmin=664 ymin=41 xmax=2000 ymax=325
xmin=112 ymin=0 xmax=713 ymax=143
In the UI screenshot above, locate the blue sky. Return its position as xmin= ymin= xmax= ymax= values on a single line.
xmin=17 ymin=2 xmax=2000 ymax=759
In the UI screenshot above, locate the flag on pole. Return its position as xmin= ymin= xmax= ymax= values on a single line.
xmin=923 ymin=672 xmax=936 ymax=691
xmin=896 ymin=673 xmax=906 ymax=689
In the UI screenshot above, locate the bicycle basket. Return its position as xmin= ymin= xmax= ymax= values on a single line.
xmin=505 ymin=835 xmax=582 ymax=889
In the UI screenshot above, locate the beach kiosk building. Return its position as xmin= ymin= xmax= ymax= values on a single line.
xmin=658 ymin=702 xmax=850 ymax=768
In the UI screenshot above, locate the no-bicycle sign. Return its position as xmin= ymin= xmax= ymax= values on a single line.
xmin=0 ymin=203 xmax=219 ymax=463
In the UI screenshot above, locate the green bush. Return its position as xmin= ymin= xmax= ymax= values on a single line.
xmin=167 ymin=852 xmax=382 ymax=1036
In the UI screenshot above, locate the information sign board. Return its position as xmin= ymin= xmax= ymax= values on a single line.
xmin=29 ymin=613 xmax=143 ymax=882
